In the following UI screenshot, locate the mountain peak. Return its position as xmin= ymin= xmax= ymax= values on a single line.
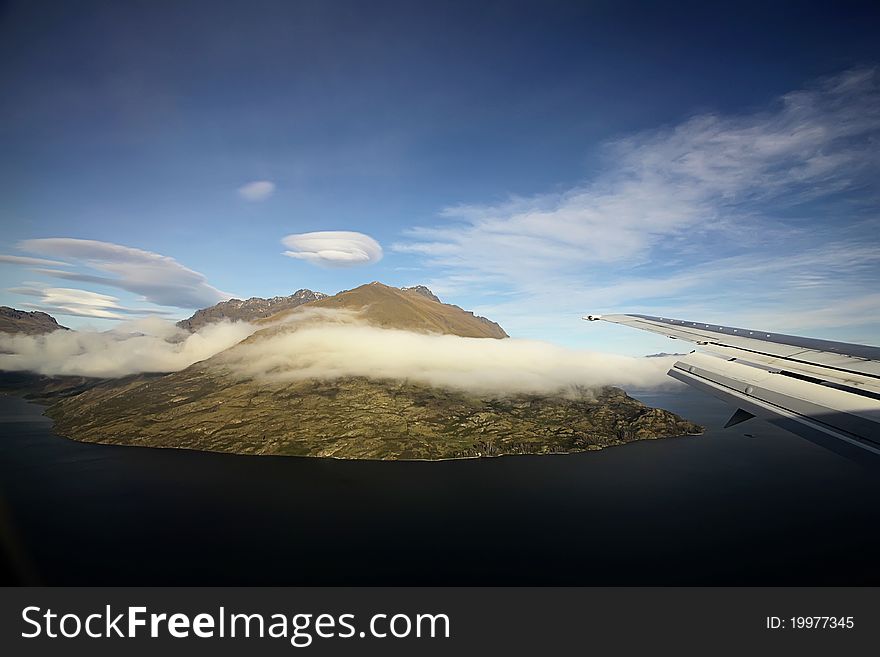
xmin=0 ymin=306 xmax=68 ymax=334
xmin=175 ymin=282 xmax=506 ymax=339
xmin=259 ymin=282 xmax=508 ymax=338
xmin=400 ymin=285 xmax=441 ymax=303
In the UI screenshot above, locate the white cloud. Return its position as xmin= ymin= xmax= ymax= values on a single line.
xmin=220 ymin=311 xmax=676 ymax=395
xmin=0 ymin=308 xmax=676 ymax=392
xmin=282 ymin=231 xmax=383 ymax=267
xmin=393 ymin=68 xmax=880 ymax=342
xmin=16 ymin=238 xmax=232 ymax=309
xmin=0 ymin=254 xmax=70 ymax=267
xmin=237 ymin=180 xmax=276 ymax=201
xmin=396 ymin=70 xmax=880 ymax=278
xmin=0 ymin=318 xmax=257 ymax=378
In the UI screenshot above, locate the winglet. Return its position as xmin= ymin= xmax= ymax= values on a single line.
xmin=582 ymin=315 xmax=602 ymax=322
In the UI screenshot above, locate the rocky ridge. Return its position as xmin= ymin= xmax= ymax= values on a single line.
xmin=176 ymin=289 xmax=327 ymax=331
xmin=0 ymin=306 xmax=68 ymax=334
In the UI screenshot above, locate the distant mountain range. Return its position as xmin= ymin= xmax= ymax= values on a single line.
xmin=42 ymin=282 xmax=700 ymax=459
xmin=0 ymin=306 xmax=68 ymax=334
xmin=175 ymin=282 xmax=507 ymax=338
xmin=1 ymin=283 xmax=499 ymax=337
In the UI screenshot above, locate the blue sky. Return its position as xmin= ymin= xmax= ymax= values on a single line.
xmin=1 ymin=0 xmax=878 ymax=354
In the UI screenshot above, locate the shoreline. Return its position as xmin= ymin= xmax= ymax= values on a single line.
xmin=3 ymin=391 xmax=704 ymax=463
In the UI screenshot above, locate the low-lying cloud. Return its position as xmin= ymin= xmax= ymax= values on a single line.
xmin=0 ymin=310 xmax=678 ymax=394
xmin=0 ymin=318 xmax=257 ymax=378
xmin=220 ymin=314 xmax=678 ymax=395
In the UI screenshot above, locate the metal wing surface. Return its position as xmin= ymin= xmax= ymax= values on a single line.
xmin=584 ymin=313 xmax=880 ymax=461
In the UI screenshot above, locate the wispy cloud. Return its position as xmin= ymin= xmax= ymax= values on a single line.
xmin=16 ymin=238 xmax=232 ymax=309
xmin=0 ymin=254 xmax=70 ymax=267
xmin=237 ymin=180 xmax=276 ymax=201
xmin=282 ymin=231 xmax=383 ymax=267
xmin=394 ymin=68 xmax=880 ymax=344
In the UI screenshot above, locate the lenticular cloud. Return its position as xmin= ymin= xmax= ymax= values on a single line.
xmin=281 ymin=231 xmax=383 ymax=267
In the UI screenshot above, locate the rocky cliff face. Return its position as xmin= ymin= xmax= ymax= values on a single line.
xmin=0 ymin=307 xmax=68 ymax=334
xmin=176 ymin=289 xmax=327 ymax=331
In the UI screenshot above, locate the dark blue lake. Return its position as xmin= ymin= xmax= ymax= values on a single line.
xmin=1 ymin=386 xmax=878 ymax=585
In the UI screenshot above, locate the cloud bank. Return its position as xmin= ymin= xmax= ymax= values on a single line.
xmin=238 ymin=180 xmax=276 ymax=201
xmin=16 ymin=238 xmax=231 ymax=309
xmin=282 ymin=231 xmax=383 ymax=267
xmin=0 ymin=310 xmax=677 ymax=394
xmin=219 ymin=312 xmax=676 ymax=395
xmin=0 ymin=318 xmax=257 ymax=378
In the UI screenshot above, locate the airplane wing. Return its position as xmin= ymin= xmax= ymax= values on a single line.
xmin=584 ymin=313 xmax=880 ymax=462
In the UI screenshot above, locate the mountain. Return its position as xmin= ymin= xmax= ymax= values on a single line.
xmin=176 ymin=289 xmax=327 ymax=331
xmin=48 ymin=375 xmax=701 ymax=459
xmin=45 ymin=281 xmax=700 ymax=459
xmin=0 ymin=307 xmax=68 ymax=334
xmin=175 ymin=283 xmax=505 ymax=338
xmin=260 ymin=282 xmax=508 ymax=338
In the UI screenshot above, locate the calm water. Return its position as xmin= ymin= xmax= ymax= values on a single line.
xmin=1 ymin=387 xmax=878 ymax=585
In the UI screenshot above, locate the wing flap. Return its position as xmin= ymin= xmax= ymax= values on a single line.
xmin=672 ymin=353 xmax=880 ymax=446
